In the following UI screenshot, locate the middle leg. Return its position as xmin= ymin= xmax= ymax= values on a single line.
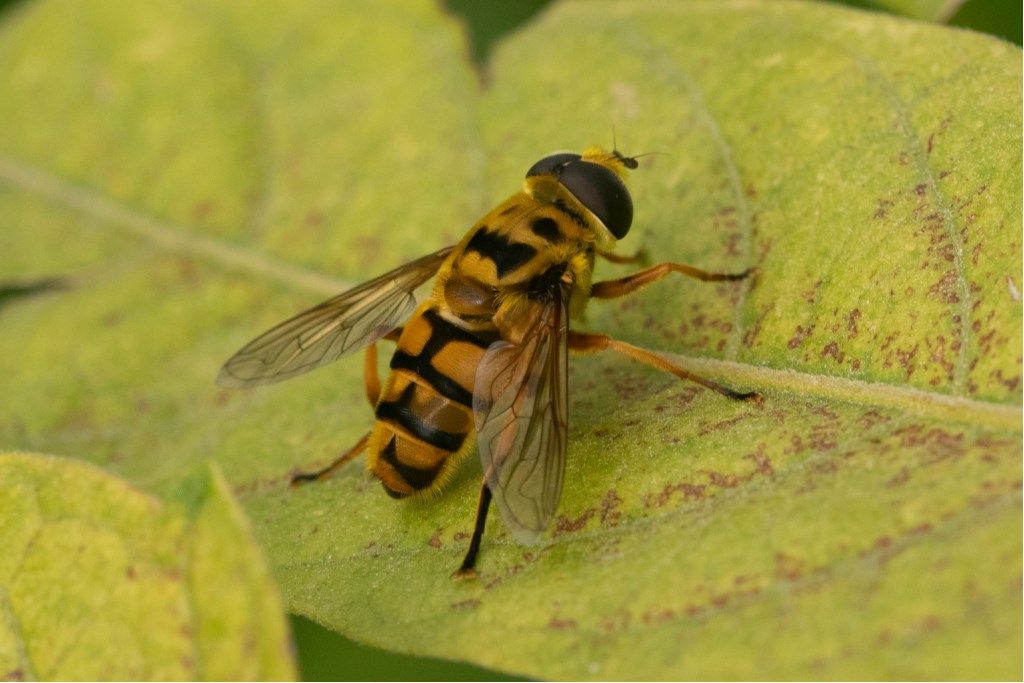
xmin=452 ymin=482 xmax=493 ymax=578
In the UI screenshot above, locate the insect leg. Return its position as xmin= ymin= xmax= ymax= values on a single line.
xmin=291 ymin=329 xmax=404 ymax=487
xmin=362 ymin=328 xmax=404 ymax=407
xmin=291 ymin=432 xmax=371 ymax=486
xmin=596 ymin=247 xmax=647 ymax=265
xmin=362 ymin=343 xmax=383 ymax=407
xmin=453 ymin=482 xmax=493 ymax=578
xmin=590 ymin=262 xmax=756 ymax=299
xmin=568 ymin=331 xmax=761 ymax=403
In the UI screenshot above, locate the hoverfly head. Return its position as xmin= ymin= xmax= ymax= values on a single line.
xmin=525 ymin=147 xmax=634 ymax=241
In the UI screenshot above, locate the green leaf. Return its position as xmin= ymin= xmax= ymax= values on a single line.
xmin=0 ymin=453 xmax=296 ymax=680
xmin=0 ymin=0 xmax=1020 ymax=679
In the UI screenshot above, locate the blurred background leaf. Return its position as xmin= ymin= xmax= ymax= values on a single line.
xmin=0 ymin=0 xmax=1020 ymax=679
xmin=0 ymin=454 xmax=295 ymax=680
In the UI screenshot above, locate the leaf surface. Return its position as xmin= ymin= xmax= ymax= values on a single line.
xmin=0 ymin=453 xmax=295 ymax=680
xmin=0 ymin=0 xmax=1020 ymax=679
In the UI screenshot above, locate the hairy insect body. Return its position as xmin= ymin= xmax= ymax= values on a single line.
xmin=368 ymin=306 xmax=492 ymax=497
xmin=369 ymin=196 xmax=597 ymax=498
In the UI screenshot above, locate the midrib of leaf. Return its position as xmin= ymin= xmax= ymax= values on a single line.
xmin=615 ymin=21 xmax=756 ymax=361
xmin=669 ymin=352 xmax=1019 ymax=428
xmin=1 ymin=156 xmax=1017 ymax=432
xmin=0 ymin=155 xmax=349 ymax=296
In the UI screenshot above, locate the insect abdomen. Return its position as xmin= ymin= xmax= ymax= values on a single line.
xmin=368 ymin=306 xmax=495 ymax=497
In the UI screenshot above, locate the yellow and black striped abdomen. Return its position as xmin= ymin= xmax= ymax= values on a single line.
xmin=368 ymin=306 xmax=496 ymax=498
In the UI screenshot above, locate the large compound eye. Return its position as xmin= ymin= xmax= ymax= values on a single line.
xmin=559 ymin=160 xmax=633 ymax=239
xmin=525 ymin=152 xmax=581 ymax=178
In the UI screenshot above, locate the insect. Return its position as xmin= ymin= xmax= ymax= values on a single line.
xmin=217 ymin=146 xmax=760 ymax=576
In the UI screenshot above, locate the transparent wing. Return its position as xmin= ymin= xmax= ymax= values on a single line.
xmin=472 ymin=281 xmax=569 ymax=544
xmin=217 ymin=246 xmax=453 ymax=388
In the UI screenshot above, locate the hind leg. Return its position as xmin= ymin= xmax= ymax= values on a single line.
xmin=291 ymin=332 xmax=401 ymax=486
xmin=567 ymin=331 xmax=761 ymax=403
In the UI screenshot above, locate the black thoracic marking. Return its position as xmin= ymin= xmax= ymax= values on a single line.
xmin=376 ymin=384 xmax=466 ymax=452
xmin=389 ymin=308 xmax=492 ymax=407
xmin=379 ymin=436 xmax=441 ymax=491
xmin=526 ymin=263 xmax=568 ymax=301
xmin=530 ymin=216 xmax=562 ymax=242
xmin=465 ymin=227 xmax=538 ymax=278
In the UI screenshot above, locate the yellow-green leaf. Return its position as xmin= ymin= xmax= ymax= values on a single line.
xmin=0 ymin=453 xmax=295 ymax=680
xmin=1 ymin=0 xmax=1020 ymax=679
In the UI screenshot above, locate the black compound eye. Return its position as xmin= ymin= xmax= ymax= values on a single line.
xmin=559 ymin=160 xmax=633 ymax=239
xmin=525 ymin=152 xmax=581 ymax=178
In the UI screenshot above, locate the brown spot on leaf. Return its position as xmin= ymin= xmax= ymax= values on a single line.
xmin=640 ymin=608 xmax=676 ymax=625
xmin=928 ymin=270 xmax=960 ymax=304
xmin=801 ymin=280 xmax=822 ymax=303
xmin=787 ymin=324 xmax=814 ymax=349
xmin=192 ymin=200 xmax=215 ymax=220
xmin=846 ymin=309 xmax=861 ymax=338
xmin=991 ymin=369 xmax=1021 ymax=391
xmin=873 ymin=198 xmax=893 ymax=219
xmin=698 ymin=412 xmax=755 ymax=436
xmin=775 ymin=552 xmax=805 ymax=581
xmin=821 ymin=341 xmax=844 ymax=364
xmin=888 ymin=467 xmax=911 ymax=487
xmin=600 ymin=489 xmax=624 ymax=527
xmin=600 ymin=609 xmax=633 ymax=633
xmin=746 ymin=444 xmax=774 ymax=477
xmin=706 ymin=471 xmax=739 ymax=488
xmin=859 ymin=409 xmax=890 ymax=428
xmin=644 ymin=481 xmax=706 ymax=508
xmin=743 ymin=306 xmax=770 ymax=348
xmin=554 ymin=508 xmax=596 ymax=535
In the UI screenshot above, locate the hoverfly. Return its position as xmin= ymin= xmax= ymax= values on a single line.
xmin=218 ymin=146 xmax=760 ymax=576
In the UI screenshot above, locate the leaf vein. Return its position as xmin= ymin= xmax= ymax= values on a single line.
xmin=0 ymin=155 xmax=350 ymax=297
xmin=617 ymin=21 xmax=756 ymax=360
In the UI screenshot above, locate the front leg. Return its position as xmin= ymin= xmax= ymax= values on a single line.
xmin=596 ymin=247 xmax=647 ymax=265
xmin=590 ymin=262 xmax=756 ymax=299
